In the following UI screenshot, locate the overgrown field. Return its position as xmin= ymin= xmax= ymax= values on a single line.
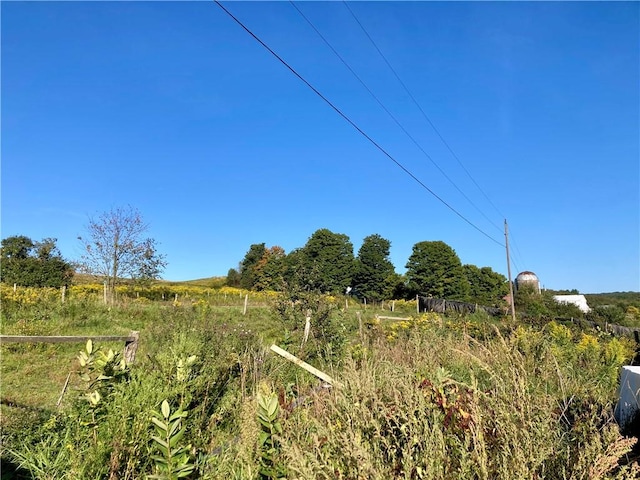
xmin=1 ymin=284 xmax=639 ymax=479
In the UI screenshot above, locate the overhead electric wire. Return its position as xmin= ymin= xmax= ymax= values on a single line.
xmin=289 ymin=0 xmax=502 ymax=234
xmin=342 ymin=1 xmax=507 ymax=224
xmin=214 ymin=1 xmax=504 ymax=247
xmin=344 ymin=1 xmax=533 ymax=273
xmin=507 ymin=229 xmax=527 ymax=272
xmin=510 ymin=256 xmax=522 ymax=275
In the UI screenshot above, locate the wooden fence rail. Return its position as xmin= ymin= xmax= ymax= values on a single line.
xmin=0 ymin=331 xmax=140 ymax=363
xmin=375 ymin=315 xmax=411 ymax=321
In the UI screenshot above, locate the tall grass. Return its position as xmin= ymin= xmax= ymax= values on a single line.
xmin=275 ymin=325 xmax=638 ymax=479
xmin=1 ymin=285 xmax=638 ymax=479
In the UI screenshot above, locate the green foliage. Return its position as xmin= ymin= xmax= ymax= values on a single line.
xmin=226 ymin=268 xmax=241 ymax=287
xmin=515 ymin=287 xmax=587 ymax=320
xmin=239 ymin=243 xmax=267 ymax=290
xmin=291 ymin=229 xmax=355 ymax=294
xmin=253 ymin=246 xmax=287 ymax=292
xmin=585 ymin=291 xmax=640 ymax=309
xmin=148 ymin=400 xmax=195 ymax=479
xmin=583 ymin=293 xmax=640 ymax=327
xmin=272 ymin=287 xmax=347 ymax=361
xmin=588 ymin=305 xmax=626 ymax=325
xmin=77 ymin=339 xmax=130 ymax=409
xmin=236 ymin=243 xmax=287 ymax=291
xmin=626 ymin=305 xmax=640 ymax=327
xmin=256 ymin=392 xmax=286 ymax=479
xmin=387 ymin=273 xmax=411 ymax=300
xmin=405 ymin=240 xmax=470 ymax=300
xmin=463 ymin=264 xmax=509 ymax=307
xmin=514 ymin=284 xmax=549 ymax=319
xmin=280 ymin=325 xmax=637 ymax=479
xmin=352 ymin=234 xmax=396 ymax=302
xmin=7 ymin=428 xmax=75 ymax=480
xmin=1 ymin=235 xmax=34 ymax=259
xmin=1 ymin=236 xmax=73 ymax=287
xmin=4 ymin=288 xmax=640 ymax=479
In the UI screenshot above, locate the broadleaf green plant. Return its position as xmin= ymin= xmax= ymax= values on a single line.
xmin=257 ymin=392 xmax=286 ymax=479
xmin=148 ymin=399 xmax=195 ymax=480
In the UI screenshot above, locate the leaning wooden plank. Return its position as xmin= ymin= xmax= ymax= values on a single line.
xmin=269 ymin=344 xmax=338 ymax=385
xmin=375 ymin=316 xmax=411 ymax=321
xmin=0 ymin=335 xmax=135 ymax=344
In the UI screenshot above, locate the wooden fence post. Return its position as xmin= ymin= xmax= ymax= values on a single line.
xmin=392 ymin=300 xmax=395 ymax=312
xmin=357 ymin=311 xmax=363 ymax=342
xmin=302 ymin=310 xmax=311 ymax=345
xmin=61 ymin=285 xmax=66 ymax=304
xmin=416 ymin=295 xmax=419 ymax=314
xmin=124 ymin=331 xmax=140 ymax=364
xmin=243 ymin=294 xmax=248 ymax=315
xmin=103 ymin=282 xmax=108 ymax=305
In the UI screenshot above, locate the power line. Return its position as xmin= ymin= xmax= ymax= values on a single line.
xmin=510 ymin=255 xmax=521 ymax=275
xmin=342 ymin=1 xmax=507 ymax=223
xmin=290 ymin=1 xmax=503 ymax=234
xmin=507 ymin=228 xmax=527 ymax=272
xmin=214 ymin=1 xmax=504 ymax=247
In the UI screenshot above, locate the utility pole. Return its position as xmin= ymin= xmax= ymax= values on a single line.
xmin=505 ymin=220 xmax=517 ymax=322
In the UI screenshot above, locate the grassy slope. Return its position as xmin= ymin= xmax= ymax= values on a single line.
xmin=585 ymin=291 xmax=640 ymax=308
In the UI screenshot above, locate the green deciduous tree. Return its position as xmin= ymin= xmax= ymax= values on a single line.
xmin=352 ymin=234 xmax=396 ymax=302
xmin=78 ymin=206 xmax=167 ymax=302
xmin=289 ymin=229 xmax=355 ymax=294
xmin=239 ymin=243 xmax=267 ymax=290
xmin=463 ymin=265 xmax=509 ymax=307
xmin=1 ymin=236 xmax=73 ymax=287
xmin=405 ymin=240 xmax=469 ymax=301
xmin=281 ymin=248 xmax=309 ymax=292
xmin=226 ymin=268 xmax=241 ymax=287
xmin=253 ymin=246 xmax=286 ymax=291
xmin=1 ymin=235 xmax=34 ymax=260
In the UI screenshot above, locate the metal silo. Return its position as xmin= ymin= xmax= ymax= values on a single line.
xmin=515 ymin=271 xmax=541 ymax=294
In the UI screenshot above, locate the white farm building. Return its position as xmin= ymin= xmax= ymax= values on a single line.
xmin=552 ymin=294 xmax=591 ymax=313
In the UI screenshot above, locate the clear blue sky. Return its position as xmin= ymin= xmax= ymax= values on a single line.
xmin=2 ymin=1 xmax=638 ymax=294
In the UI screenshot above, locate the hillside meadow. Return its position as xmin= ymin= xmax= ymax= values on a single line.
xmin=1 ymin=283 xmax=639 ymax=479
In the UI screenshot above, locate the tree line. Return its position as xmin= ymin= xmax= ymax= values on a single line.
xmin=228 ymin=228 xmax=509 ymax=307
xmin=0 ymin=236 xmax=73 ymax=288
xmin=1 ymin=206 xmax=165 ymax=304
xmin=1 ymin=207 xmax=508 ymax=308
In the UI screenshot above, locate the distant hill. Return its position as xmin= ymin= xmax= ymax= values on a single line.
xmin=72 ymin=273 xmax=227 ymax=288
xmin=72 ymin=273 xmax=104 ymax=285
xmin=163 ymin=277 xmax=227 ymax=288
xmin=584 ymin=291 xmax=640 ymax=309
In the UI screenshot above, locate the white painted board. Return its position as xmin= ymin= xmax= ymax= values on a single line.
xmin=615 ymin=365 xmax=640 ymax=431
